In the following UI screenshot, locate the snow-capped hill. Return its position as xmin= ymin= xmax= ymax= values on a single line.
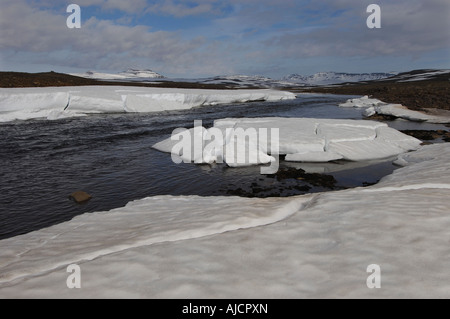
xmin=283 ymin=72 xmax=396 ymax=86
xmin=380 ymin=69 xmax=450 ymax=83
xmin=73 ymin=71 xmax=126 ymax=80
xmin=199 ymin=75 xmax=293 ymax=88
xmin=118 ymin=69 xmax=165 ymax=79
xmin=72 ymin=69 xmax=165 ymax=81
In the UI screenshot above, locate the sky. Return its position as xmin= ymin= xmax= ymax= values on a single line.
xmin=0 ymin=0 xmax=449 ymax=78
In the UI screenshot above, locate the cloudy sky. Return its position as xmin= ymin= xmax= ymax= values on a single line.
xmin=0 ymin=0 xmax=449 ymax=78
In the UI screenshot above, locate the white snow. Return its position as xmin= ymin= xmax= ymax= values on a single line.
xmin=178 ymin=72 xmax=396 ymax=88
xmin=387 ymin=69 xmax=450 ymax=83
xmin=371 ymin=104 xmax=450 ymax=124
xmin=0 ymin=195 xmax=311 ymax=287
xmin=72 ymin=69 xmax=165 ymax=80
xmin=339 ymin=95 xmax=385 ymax=108
xmin=0 ymin=86 xmax=296 ymax=123
xmin=199 ymin=74 xmax=295 ymax=88
xmin=153 ymin=117 xmax=422 ymax=167
xmin=283 ymin=72 xmax=396 ymax=86
xmin=340 ymin=96 xmax=450 ymax=124
xmin=0 ymin=143 xmax=449 ymax=298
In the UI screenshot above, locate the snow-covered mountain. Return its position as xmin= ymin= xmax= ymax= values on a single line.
xmin=282 ymin=72 xmax=397 ymax=86
xmin=198 ymin=72 xmax=399 ymax=88
xmin=379 ymin=69 xmax=450 ymax=83
xmin=118 ymin=69 xmax=165 ymax=79
xmin=198 ymin=75 xmax=293 ymax=88
xmin=70 ymin=69 xmax=450 ymax=88
xmin=72 ymin=69 xmax=165 ymax=81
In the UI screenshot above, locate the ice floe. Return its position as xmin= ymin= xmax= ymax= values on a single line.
xmin=153 ymin=117 xmax=422 ymax=167
xmin=0 ymin=86 xmax=296 ymax=123
xmin=367 ymin=104 xmax=450 ymax=124
xmin=0 ymin=143 xmax=449 ymax=298
xmin=340 ymin=96 xmax=450 ymax=124
xmin=338 ymin=95 xmax=385 ymax=108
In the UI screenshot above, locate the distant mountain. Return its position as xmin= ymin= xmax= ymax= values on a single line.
xmin=282 ymin=72 xmax=397 ymax=86
xmin=118 ymin=68 xmax=165 ymax=79
xmin=198 ymin=74 xmax=294 ymax=88
xmin=73 ymin=69 xmax=165 ymax=80
xmin=190 ymin=72 xmax=400 ymax=88
xmin=377 ymin=69 xmax=450 ymax=83
xmin=70 ymin=69 xmax=449 ymax=88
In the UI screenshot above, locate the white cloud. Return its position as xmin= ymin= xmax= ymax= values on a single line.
xmin=145 ymin=0 xmax=218 ymax=17
xmin=260 ymin=0 xmax=450 ymax=59
xmin=0 ymin=0 xmax=234 ymax=76
xmin=103 ymin=0 xmax=148 ymax=14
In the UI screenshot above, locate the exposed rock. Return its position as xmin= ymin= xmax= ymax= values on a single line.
xmin=69 ymin=191 xmax=92 ymax=203
xmin=268 ymin=167 xmax=337 ymax=189
xmin=366 ymin=113 xmax=398 ymax=121
xmin=401 ymin=130 xmax=450 ymax=142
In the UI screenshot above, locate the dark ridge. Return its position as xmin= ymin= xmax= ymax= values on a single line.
xmin=0 ymin=71 xmax=241 ymax=90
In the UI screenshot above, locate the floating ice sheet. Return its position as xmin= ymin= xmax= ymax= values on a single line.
xmin=153 ymin=117 xmax=422 ymax=166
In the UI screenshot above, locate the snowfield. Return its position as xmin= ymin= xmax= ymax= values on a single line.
xmin=282 ymin=71 xmax=396 ymax=86
xmin=0 ymin=86 xmax=296 ymax=123
xmin=71 ymin=69 xmax=166 ymax=80
xmin=153 ymin=117 xmax=422 ymax=167
xmin=0 ymin=143 xmax=449 ymax=298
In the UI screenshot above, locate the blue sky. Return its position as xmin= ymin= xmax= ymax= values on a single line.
xmin=0 ymin=0 xmax=449 ymax=78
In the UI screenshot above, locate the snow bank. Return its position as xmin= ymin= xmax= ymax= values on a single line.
xmin=0 ymin=86 xmax=295 ymax=123
xmin=339 ymin=95 xmax=384 ymax=108
xmin=153 ymin=117 xmax=422 ymax=167
xmin=0 ymin=143 xmax=449 ymax=298
xmin=340 ymin=96 xmax=450 ymax=124
xmin=368 ymin=104 xmax=450 ymax=124
xmin=0 ymin=194 xmax=312 ymax=287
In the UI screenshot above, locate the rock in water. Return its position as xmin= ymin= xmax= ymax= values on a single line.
xmin=69 ymin=191 xmax=92 ymax=203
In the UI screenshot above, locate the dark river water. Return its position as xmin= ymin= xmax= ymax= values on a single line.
xmin=0 ymin=93 xmax=445 ymax=239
